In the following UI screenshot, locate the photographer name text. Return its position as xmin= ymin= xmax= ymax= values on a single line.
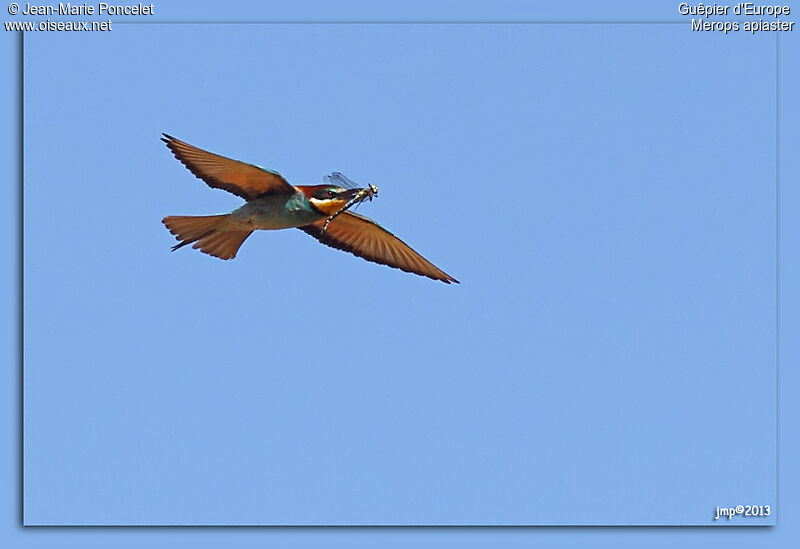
xmin=20 ymin=2 xmax=153 ymax=15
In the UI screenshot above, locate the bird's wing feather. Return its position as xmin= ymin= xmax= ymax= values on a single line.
xmin=299 ymin=211 xmax=458 ymax=284
xmin=162 ymin=133 xmax=295 ymax=200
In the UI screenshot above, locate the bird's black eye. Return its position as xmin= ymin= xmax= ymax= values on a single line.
xmin=326 ymin=190 xmax=336 ymax=198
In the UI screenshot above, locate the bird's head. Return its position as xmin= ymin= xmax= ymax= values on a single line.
xmin=299 ymin=184 xmax=379 ymax=216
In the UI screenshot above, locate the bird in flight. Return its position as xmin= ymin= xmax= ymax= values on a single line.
xmin=161 ymin=134 xmax=458 ymax=284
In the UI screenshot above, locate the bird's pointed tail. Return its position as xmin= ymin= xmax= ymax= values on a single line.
xmin=162 ymin=214 xmax=252 ymax=260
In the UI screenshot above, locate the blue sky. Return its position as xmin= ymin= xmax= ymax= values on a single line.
xmin=4 ymin=0 xmax=800 ymax=546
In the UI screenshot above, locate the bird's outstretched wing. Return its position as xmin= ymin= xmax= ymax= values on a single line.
xmin=299 ymin=211 xmax=459 ymax=284
xmin=162 ymin=133 xmax=295 ymax=200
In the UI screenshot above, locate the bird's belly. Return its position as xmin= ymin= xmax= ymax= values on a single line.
xmin=229 ymin=196 xmax=322 ymax=230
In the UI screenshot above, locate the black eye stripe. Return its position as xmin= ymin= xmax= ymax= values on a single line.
xmin=313 ymin=188 xmax=339 ymax=200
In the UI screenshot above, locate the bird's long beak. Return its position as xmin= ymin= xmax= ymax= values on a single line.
xmin=341 ymin=184 xmax=378 ymax=203
xmin=323 ymin=185 xmax=379 ymax=232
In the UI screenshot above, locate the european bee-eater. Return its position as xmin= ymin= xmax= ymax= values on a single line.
xmin=161 ymin=134 xmax=458 ymax=284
